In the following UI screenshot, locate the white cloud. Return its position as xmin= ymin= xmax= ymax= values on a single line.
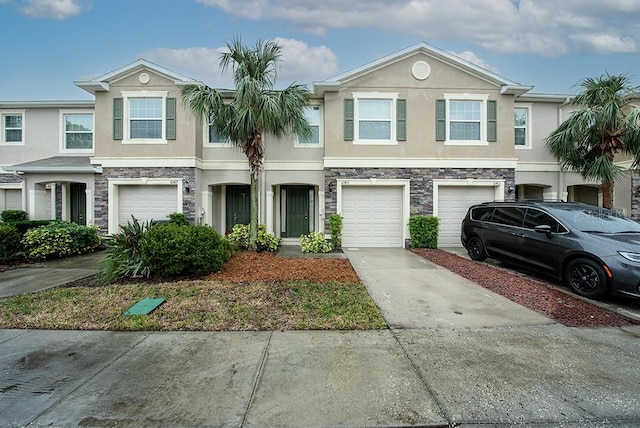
xmin=450 ymin=51 xmax=500 ymax=74
xmin=142 ymin=38 xmax=338 ymax=88
xmin=19 ymin=0 xmax=88 ymax=19
xmin=196 ymin=0 xmax=640 ymax=56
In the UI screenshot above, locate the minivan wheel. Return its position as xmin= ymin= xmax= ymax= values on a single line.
xmin=467 ymin=237 xmax=487 ymax=262
xmin=565 ymin=258 xmax=607 ymax=299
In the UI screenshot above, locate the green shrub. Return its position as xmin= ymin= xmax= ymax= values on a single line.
xmin=1 ymin=210 xmax=27 ymax=222
xmin=226 ymin=223 xmax=281 ymax=252
xmin=409 ymin=215 xmax=439 ymax=248
xmin=6 ymin=220 xmax=54 ymax=236
xmin=329 ymin=213 xmax=343 ymax=249
xmin=141 ymin=223 xmax=227 ymax=277
xmin=299 ymin=232 xmax=332 ymax=253
xmin=21 ymin=221 xmax=102 ymax=261
xmin=167 ymin=212 xmax=188 ymax=226
xmin=0 ymin=223 xmax=21 ymax=264
xmin=98 ymin=216 xmax=150 ymax=283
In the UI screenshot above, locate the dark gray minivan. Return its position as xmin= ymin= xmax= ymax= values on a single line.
xmin=461 ymin=201 xmax=640 ymax=299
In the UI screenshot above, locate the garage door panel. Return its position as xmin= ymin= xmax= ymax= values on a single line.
xmin=4 ymin=189 xmax=22 ymax=210
xmin=342 ymin=186 xmax=403 ymax=247
xmin=438 ymin=186 xmax=495 ymax=247
xmin=118 ymin=185 xmax=178 ymax=227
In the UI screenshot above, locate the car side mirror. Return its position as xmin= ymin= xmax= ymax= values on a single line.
xmin=534 ymin=224 xmax=553 ymax=237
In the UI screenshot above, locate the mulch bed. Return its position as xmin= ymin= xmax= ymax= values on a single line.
xmin=412 ymin=248 xmax=640 ymax=327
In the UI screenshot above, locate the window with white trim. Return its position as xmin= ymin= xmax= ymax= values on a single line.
xmin=297 ymin=105 xmax=322 ymax=146
xmin=205 ymin=114 xmax=231 ymax=146
xmin=348 ymin=92 xmax=400 ymax=145
xmin=63 ymin=113 xmax=94 ymax=150
xmin=2 ymin=112 xmax=24 ymax=144
xmin=450 ymin=101 xmax=481 ymax=140
xmin=514 ymin=104 xmax=532 ymax=149
xmin=130 ymin=98 xmax=162 ymax=139
xmin=117 ymin=91 xmax=172 ymax=144
xmin=439 ymin=93 xmax=492 ymax=145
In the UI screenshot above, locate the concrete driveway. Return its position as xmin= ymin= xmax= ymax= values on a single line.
xmin=343 ymin=247 xmax=554 ymax=329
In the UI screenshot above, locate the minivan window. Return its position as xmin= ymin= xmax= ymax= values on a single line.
xmin=557 ymin=208 xmax=640 ymax=234
xmin=471 ymin=207 xmax=494 ymax=221
xmin=491 ymin=207 xmax=525 ymax=227
xmin=523 ymin=208 xmax=566 ymax=233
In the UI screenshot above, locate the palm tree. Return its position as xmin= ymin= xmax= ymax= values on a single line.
xmin=182 ymin=37 xmax=311 ymax=250
xmin=545 ymin=73 xmax=640 ymax=209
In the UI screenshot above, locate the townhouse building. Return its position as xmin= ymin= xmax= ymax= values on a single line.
xmin=1 ymin=42 xmax=635 ymax=247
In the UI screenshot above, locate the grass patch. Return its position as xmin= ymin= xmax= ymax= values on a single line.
xmin=0 ymin=280 xmax=387 ymax=331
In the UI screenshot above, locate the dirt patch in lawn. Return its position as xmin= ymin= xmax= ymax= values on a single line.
xmin=412 ymin=248 xmax=640 ymax=328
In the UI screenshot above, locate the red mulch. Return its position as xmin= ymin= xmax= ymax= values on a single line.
xmin=205 ymin=251 xmax=361 ymax=284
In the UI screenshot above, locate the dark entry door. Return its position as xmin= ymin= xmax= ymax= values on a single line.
xmin=70 ymin=183 xmax=86 ymax=225
xmin=284 ymin=186 xmax=311 ymax=238
xmin=226 ymin=185 xmax=250 ymax=231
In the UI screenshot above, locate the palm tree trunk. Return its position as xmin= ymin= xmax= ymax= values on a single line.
xmin=602 ymin=179 xmax=614 ymax=209
xmin=249 ymin=172 xmax=259 ymax=251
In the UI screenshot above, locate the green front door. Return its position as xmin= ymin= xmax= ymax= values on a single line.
xmin=283 ymin=186 xmax=311 ymax=238
xmin=226 ymin=185 xmax=250 ymax=231
xmin=70 ymin=183 xmax=86 ymax=225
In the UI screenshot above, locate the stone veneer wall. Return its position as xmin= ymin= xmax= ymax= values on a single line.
xmin=324 ymin=167 xmax=515 ymax=230
xmin=0 ymin=174 xmax=21 ymax=184
xmin=94 ymin=167 xmax=196 ymax=232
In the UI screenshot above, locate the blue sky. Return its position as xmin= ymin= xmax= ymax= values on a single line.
xmin=1 ymin=0 xmax=639 ymax=101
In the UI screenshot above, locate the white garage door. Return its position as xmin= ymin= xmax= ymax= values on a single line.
xmin=4 ymin=189 xmax=22 ymax=210
xmin=438 ymin=186 xmax=496 ymax=247
xmin=342 ymin=186 xmax=404 ymax=247
xmin=118 ymin=185 xmax=178 ymax=227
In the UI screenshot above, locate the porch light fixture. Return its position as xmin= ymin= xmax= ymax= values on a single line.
xmin=507 ymin=186 xmax=515 ymax=194
xmin=184 ymin=179 xmax=190 ymax=193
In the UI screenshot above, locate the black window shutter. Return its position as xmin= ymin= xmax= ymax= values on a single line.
xmin=166 ymin=97 xmax=176 ymax=140
xmin=396 ymin=99 xmax=406 ymax=141
xmin=113 ymin=98 xmax=123 ymax=140
xmin=487 ymin=100 xmax=497 ymax=142
xmin=435 ymin=99 xmax=446 ymax=141
xmin=344 ymin=98 xmax=354 ymax=141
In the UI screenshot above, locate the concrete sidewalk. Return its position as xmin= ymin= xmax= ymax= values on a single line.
xmin=1 ymin=248 xmax=640 ymax=427
xmin=0 ymin=251 xmax=104 ymax=298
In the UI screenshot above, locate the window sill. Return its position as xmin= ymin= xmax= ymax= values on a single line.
xmin=352 ymin=140 xmax=399 ymax=146
xmin=444 ymin=140 xmax=488 ymax=146
xmin=0 ymin=142 xmax=25 ymax=146
xmin=294 ymin=143 xmax=323 ymax=148
xmin=122 ymin=139 xmax=168 ymax=145
xmin=515 ymin=145 xmax=532 ymax=150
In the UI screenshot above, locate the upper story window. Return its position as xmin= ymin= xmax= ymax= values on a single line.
xmin=437 ymin=94 xmax=496 ymax=145
xmin=297 ymin=105 xmax=322 ymax=146
xmin=63 ymin=113 xmax=94 ymax=151
xmin=1 ymin=112 xmax=24 ymax=145
xmin=358 ymin=99 xmax=392 ymax=140
xmin=514 ymin=104 xmax=532 ymax=149
xmin=449 ymin=101 xmax=481 ymax=140
xmin=344 ymin=92 xmax=406 ymax=145
xmin=113 ymin=91 xmax=176 ymax=144
xmin=205 ymin=114 xmax=231 ymax=146
xmin=130 ymin=98 xmax=162 ymax=139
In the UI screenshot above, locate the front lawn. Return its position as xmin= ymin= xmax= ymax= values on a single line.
xmin=0 ymin=252 xmax=387 ymax=331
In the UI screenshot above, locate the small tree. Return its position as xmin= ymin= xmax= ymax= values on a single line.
xmin=182 ymin=36 xmax=311 ymax=250
xmin=545 ymin=74 xmax=640 ymax=208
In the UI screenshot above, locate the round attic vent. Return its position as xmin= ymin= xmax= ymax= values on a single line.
xmin=411 ymin=61 xmax=431 ymax=80
xmin=139 ymin=72 xmax=150 ymax=84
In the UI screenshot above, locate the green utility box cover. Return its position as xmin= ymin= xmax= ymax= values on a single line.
xmin=124 ymin=298 xmax=166 ymax=316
